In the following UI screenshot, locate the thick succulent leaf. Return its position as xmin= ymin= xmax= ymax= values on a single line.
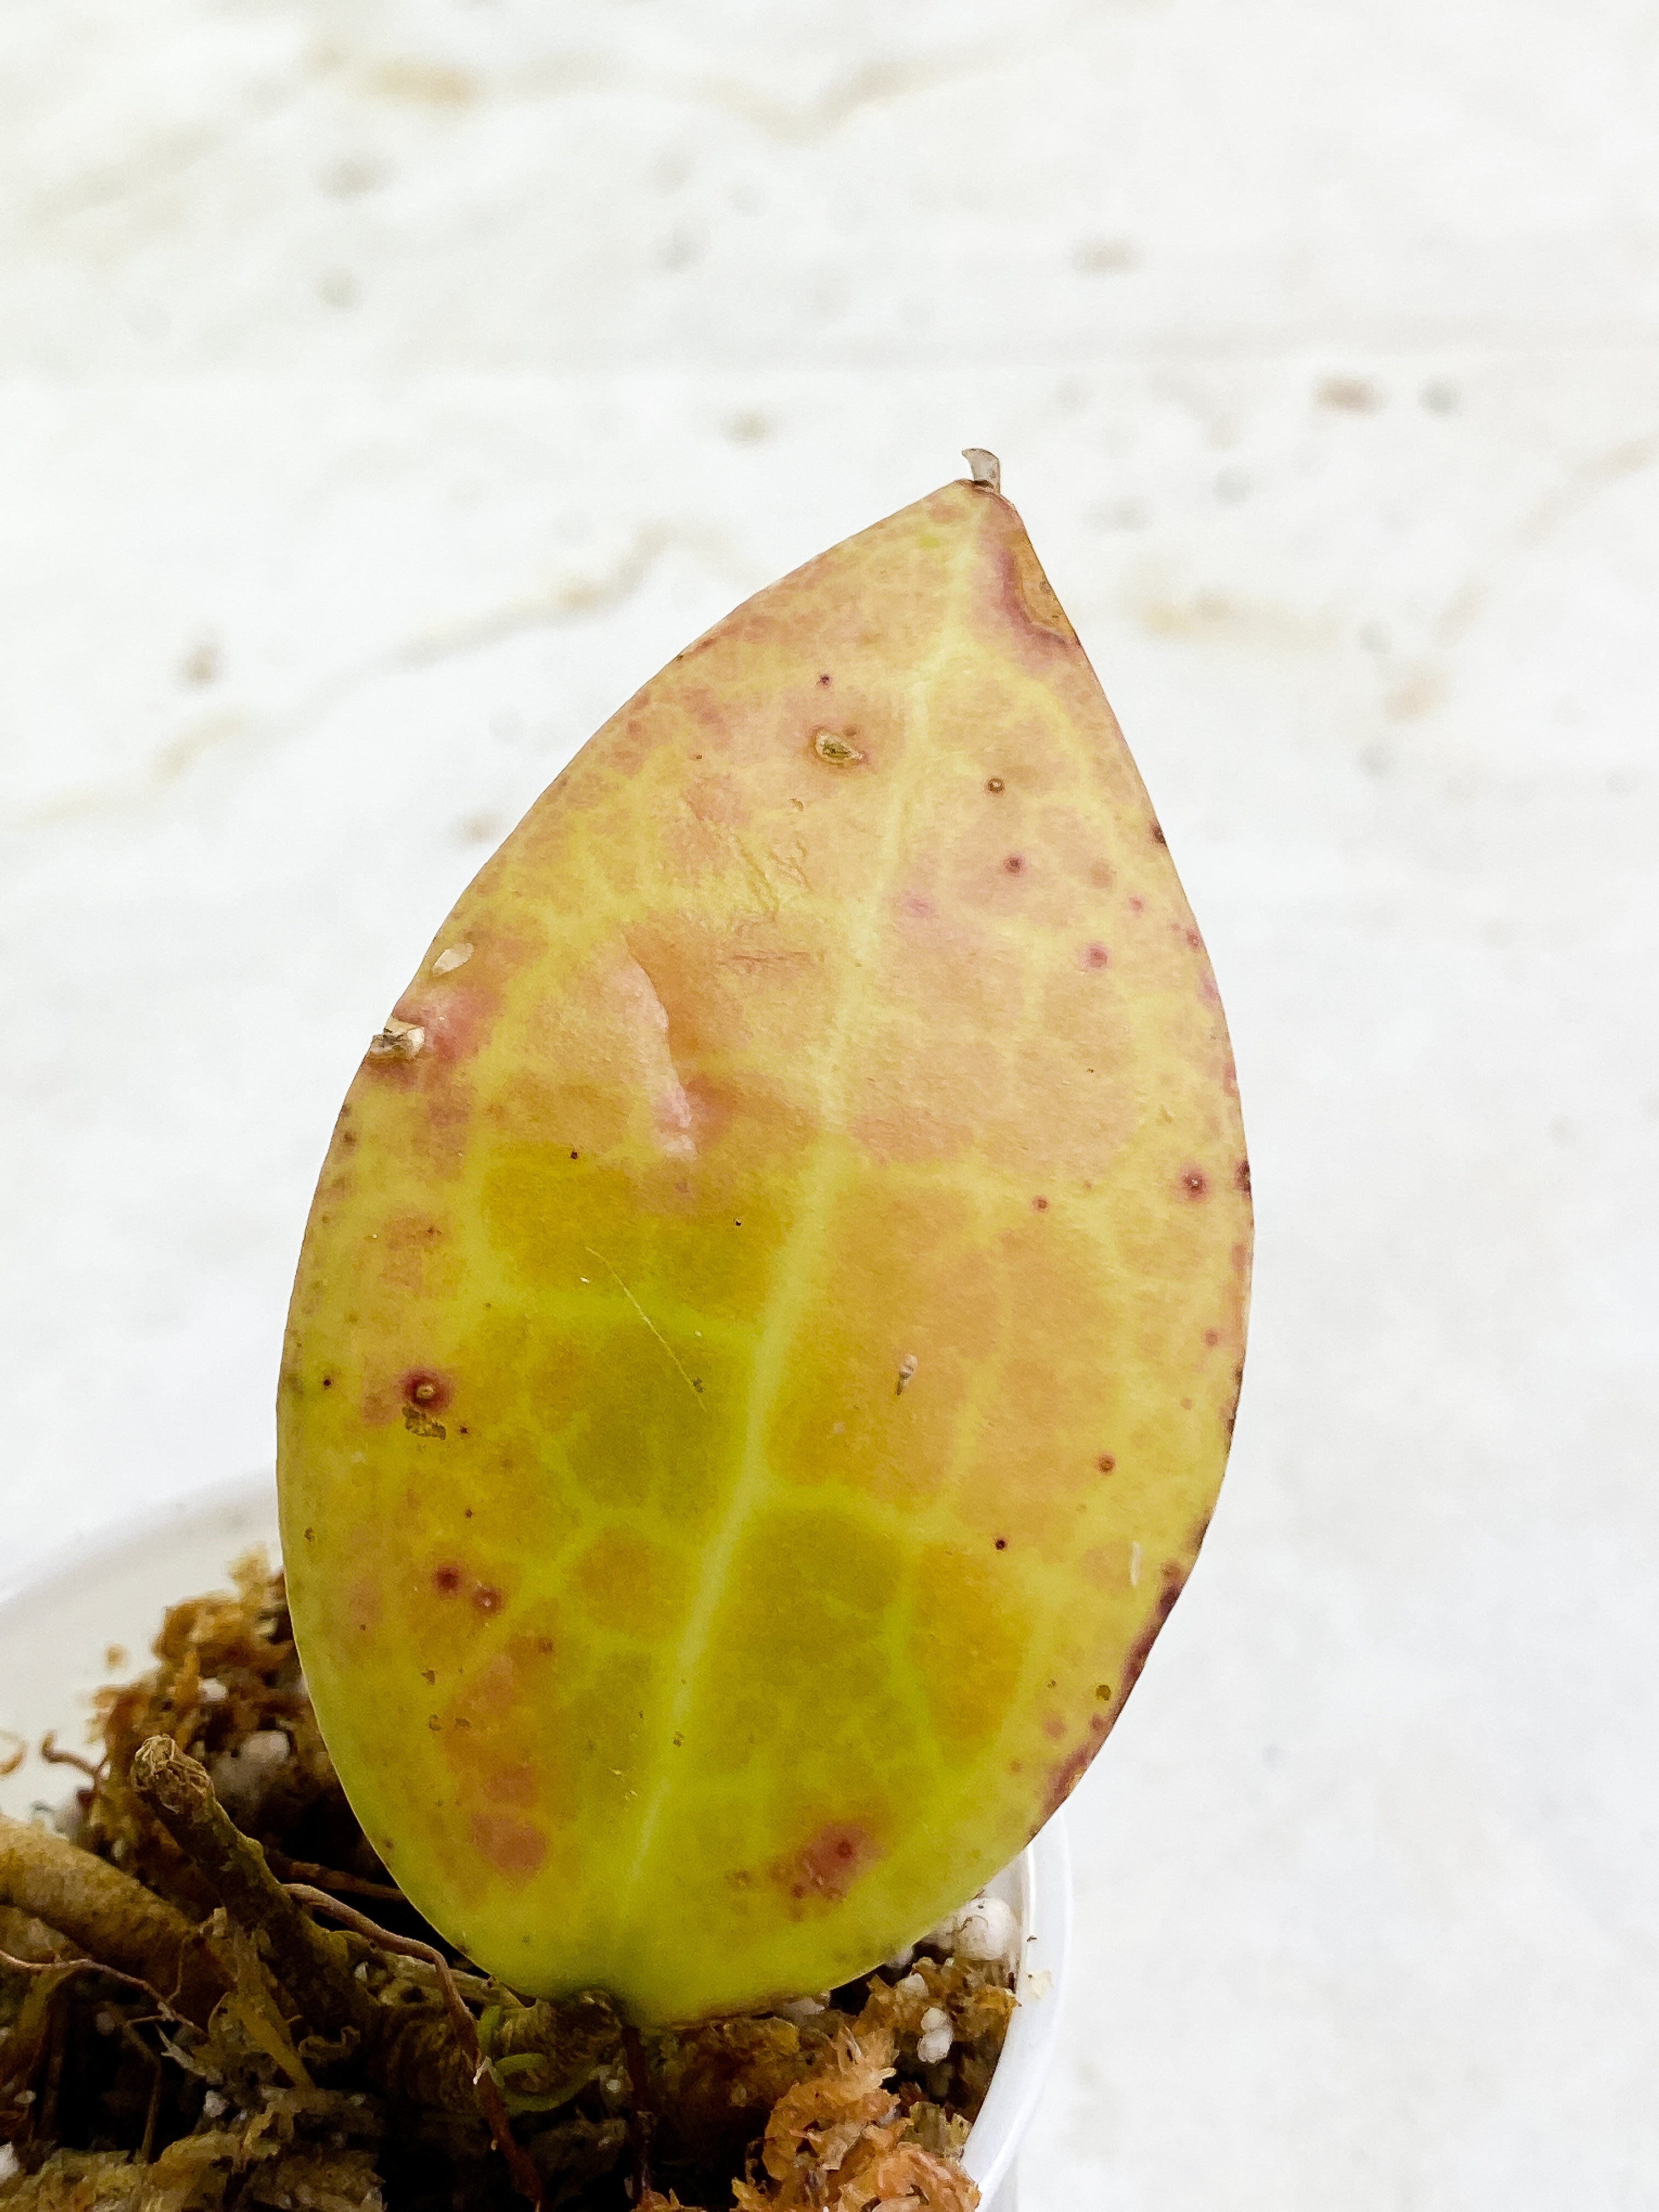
xmin=277 ymin=478 xmax=1251 ymax=2024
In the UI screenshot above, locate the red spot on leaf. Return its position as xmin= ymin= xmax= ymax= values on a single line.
xmin=1080 ymin=942 xmax=1110 ymax=970
xmin=431 ymin=1564 xmax=463 ymax=1596
xmin=775 ymin=1820 xmax=882 ymax=1912
xmin=1003 ymin=854 xmax=1026 ymax=875
xmin=402 ymin=1370 xmax=452 ymax=1412
xmin=1182 ymin=1168 xmax=1210 ymax=1199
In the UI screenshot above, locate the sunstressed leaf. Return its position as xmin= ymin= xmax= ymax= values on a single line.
xmin=277 ymin=475 xmax=1251 ymax=2023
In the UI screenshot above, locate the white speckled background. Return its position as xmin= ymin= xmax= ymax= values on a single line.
xmin=3 ymin=4 xmax=1656 ymax=2203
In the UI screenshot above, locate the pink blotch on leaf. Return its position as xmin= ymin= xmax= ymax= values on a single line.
xmin=1041 ymin=1742 xmax=1096 ymax=1824
xmin=392 ymin=985 xmax=496 ymax=1072
xmin=345 ymin=1577 xmax=382 ymax=1636
xmin=469 ymin=1810 xmax=547 ymax=1881
xmin=487 ymin=1761 xmax=536 ymax=1807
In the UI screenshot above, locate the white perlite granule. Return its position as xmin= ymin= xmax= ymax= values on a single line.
xmin=209 ymin=1729 xmax=291 ymax=1820
xmin=923 ymin=1891 xmax=1019 ymax=1967
xmin=949 ymin=1894 xmax=1018 ymax=1966
xmin=777 ymin=1995 xmax=828 ymax=2023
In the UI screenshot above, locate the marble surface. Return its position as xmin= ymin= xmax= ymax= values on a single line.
xmin=3 ymin=3 xmax=1657 ymax=2204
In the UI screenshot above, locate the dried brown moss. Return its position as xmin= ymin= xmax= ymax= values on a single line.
xmin=1 ymin=1558 xmax=1011 ymax=2212
xmin=80 ymin=1556 xmax=369 ymax=1920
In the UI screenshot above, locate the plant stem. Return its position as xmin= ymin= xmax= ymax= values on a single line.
xmin=130 ymin=1735 xmax=372 ymax=2044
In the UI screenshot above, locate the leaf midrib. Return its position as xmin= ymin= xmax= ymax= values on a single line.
xmin=608 ymin=533 xmax=974 ymax=1940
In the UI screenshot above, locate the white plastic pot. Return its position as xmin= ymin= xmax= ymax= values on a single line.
xmin=0 ymin=1476 xmax=1070 ymax=2211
